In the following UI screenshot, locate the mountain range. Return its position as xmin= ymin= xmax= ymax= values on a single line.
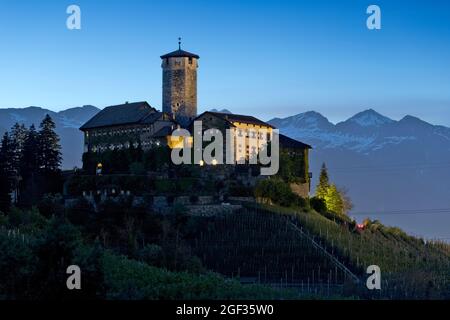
xmin=1 ymin=106 xmax=449 ymax=239
xmin=269 ymin=109 xmax=450 ymax=240
xmin=269 ymin=109 xmax=450 ymax=154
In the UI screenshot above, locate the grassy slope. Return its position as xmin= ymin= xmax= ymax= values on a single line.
xmin=255 ymin=204 xmax=450 ymax=299
xmin=189 ymin=210 xmax=355 ymax=286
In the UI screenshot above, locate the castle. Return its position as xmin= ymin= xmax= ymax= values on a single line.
xmin=161 ymin=42 xmax=199 ymax=126
xmin=79 ymin=43 xmax=311 ymax=194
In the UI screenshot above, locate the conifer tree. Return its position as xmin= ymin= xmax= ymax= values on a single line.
xmin=325 ymin=184 xmax=344 ymax=215
xmin=37 ymin=115 xmax=62 ymax=172
xmin=0 ymin=132 xmax=13 ymax=212
xmin=21 ymin=124 xmax=39 ymax=179
xmin=10 ymin=123 xmax=28 ymax=176
xmin=315 ymin=162 xmax=330 ymax=199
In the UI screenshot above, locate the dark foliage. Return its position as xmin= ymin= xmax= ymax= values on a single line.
xmin=0 ymin=133 xmax=13 ymax=212
xmin=0 ymin=117 xmax=63 ymax=209
xmin=310 ymin=196 xmax=327 ymax=214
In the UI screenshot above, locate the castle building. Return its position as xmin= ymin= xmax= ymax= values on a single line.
xmin=194 ymin=111 xmax=275 ymax=162
xmin=79 ymin=101 xmax=177 ymax=153
xmin=79 ymin=43 xmax=312 ymax=196
xmin=161 ymin=41 xmax=199 ymax=127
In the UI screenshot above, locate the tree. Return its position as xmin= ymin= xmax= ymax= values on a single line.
xmin=10 ymin=123 xmax=29 ymax=201
xmin=10 ymin=123 xmax=28 ymax=176
xmin=338 ymin=186 xmax=353 ymax=214
xmin=315 ymin=163 xmax=329 ymax=199
xmin=34 ymin=216 xmax=84 ymax=299
xmin=37 ymin=115 xmax=62 ymax=172
xmin=17 ymin=125 xmax=40 ymax=206
xmin=20 ymin=124 xmax=39 ymax=179
xmin=0 ymin=132 xmax=14 ymax=175
xmin=0 ymin=133 xmax=13 ymax=212
xmin=324 ymin=184 xmax=344 ymax=215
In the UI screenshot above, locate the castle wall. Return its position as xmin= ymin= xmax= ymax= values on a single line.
xmin=83 ymin=119 xmax=176 ymax=152
xmin=194 ymin=114 xmax=273 ymax=164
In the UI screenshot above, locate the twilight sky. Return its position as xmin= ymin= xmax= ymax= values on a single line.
xmin=0 ymin=0 xmax=450 ymax=125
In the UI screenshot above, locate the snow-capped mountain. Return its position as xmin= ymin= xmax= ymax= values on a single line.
xmin=270 ymin=111 xmax=334 ymax=131
xmin=269 ymin=110 xmax=450 ymax=239
xmin=342 ymin=109 xmax=394 ymax=127
xmin=269 ymin=109 xmax=450 ymax=154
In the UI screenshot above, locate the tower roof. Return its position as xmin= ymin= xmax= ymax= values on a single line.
xmin=160 ymin=49 xmax=200 ymax=59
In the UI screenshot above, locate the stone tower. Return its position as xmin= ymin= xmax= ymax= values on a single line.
xmin=161 ymin=41 xmax=199 ymax=126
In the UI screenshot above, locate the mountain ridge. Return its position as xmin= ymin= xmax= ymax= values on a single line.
xmin=268 ymin=109 xmax=450 ymax=153
xmin=268 ymin=109 xmax=450 ymax=239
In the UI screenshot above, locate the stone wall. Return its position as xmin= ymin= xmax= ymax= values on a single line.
xmin=290 ymin=182 xmax=310 ymax=198
xmin=228 ymin=196 xmax=255 ymax=203
xmin=187 ymin=204 xmax=241 ymax=217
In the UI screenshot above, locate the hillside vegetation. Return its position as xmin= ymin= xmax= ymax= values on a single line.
xmin=188 ymin=210 xmax=355 ymax=293
xmin=0 ymin=209 xmax=299 ymax=300
xmin=252 ymin=203 xmax=450 ymax=299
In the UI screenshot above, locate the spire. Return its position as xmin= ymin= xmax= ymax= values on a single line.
xmin=161 ymin=39 xmax=200 ymax=59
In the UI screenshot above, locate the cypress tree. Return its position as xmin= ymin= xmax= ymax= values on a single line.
xmin=37 ymin=115 xmax=62 ymax=172
xmin=315 ymin=162 xmax=330 ymax=199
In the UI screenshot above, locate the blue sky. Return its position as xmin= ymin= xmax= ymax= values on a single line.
xmin=0 ymin=0 xmax=450 ymax=125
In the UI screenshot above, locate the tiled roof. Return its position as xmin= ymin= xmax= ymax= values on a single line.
xmin=141 ymin=112 xmax=164 ymax=125
xmin=198 ymin=111 xmax=276 ymax=128
xmin=279 ymin=134 xmax=312 ymax=149
xmin=80 ymin=102 xmax=162 ymax=130
xmin=153 ymin=126 xmax=174 ymax=137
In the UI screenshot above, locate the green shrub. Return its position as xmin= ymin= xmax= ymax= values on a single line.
xmin=310 ymin=196 xmax=327 ymax=214
xmin=101 ymin=252 xmax=294 ymax=300
xmin=255 ymin=178 xmax=308 ymax=209
xmin=294 ymin=194 xmax=308 ymax=208
xmin=7 ymin=207 xmax=47 ymax=232
xmin=66 ymin=197 xmax=95 ymax=226
xmin=37 ymin=194 xmax=64 ymax=218
xmin=137 ymin=244 xmax=163 ymax=267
